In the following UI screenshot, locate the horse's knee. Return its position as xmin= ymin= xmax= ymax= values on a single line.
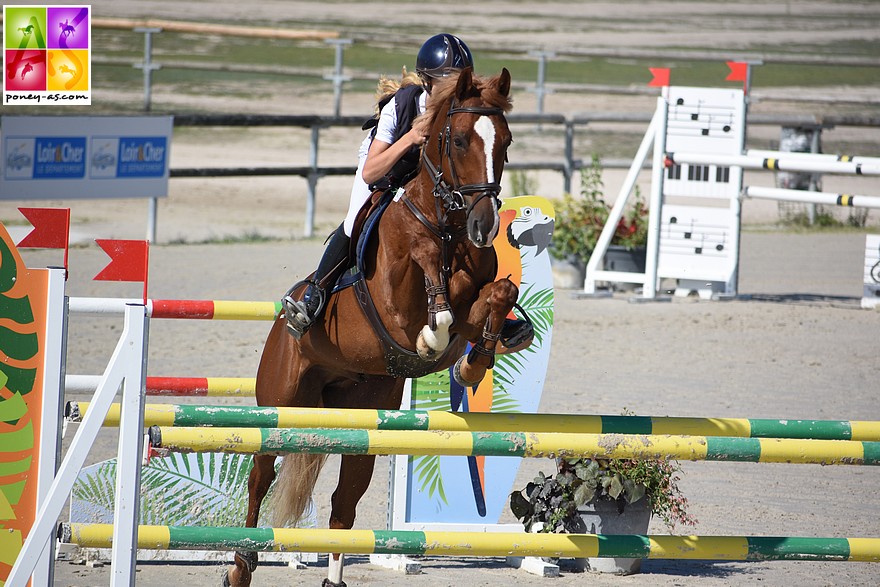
xmin=490 ymin=277 xmax=519 ymax=307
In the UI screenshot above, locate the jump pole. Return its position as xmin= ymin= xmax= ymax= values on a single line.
xmin=59 ymin=523 xmax=880 ymax=563
xmin=148 ymin=427 xmax=880 ymax=465
xmin=68 ymin=402 xmax=880 ymax=441
xmin=65 ymin=375 xmax=256 ymax=396
xmin=67 ymin=297 xmax=281 ymax=320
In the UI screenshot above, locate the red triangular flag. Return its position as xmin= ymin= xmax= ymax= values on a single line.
xmin=94 ymin=239 xmax=149 ymax=282
xmin=17 ymin=207 xmax=70 ymax=249
xmin=648 ymin=67 xmax=670 ymax=87
xmin=726 ymin=61 xmax=748 ymax=82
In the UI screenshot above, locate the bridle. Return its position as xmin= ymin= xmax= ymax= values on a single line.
xmin=400 ymin=99 xmax=507 ymax=271
xmin=422 ymin=101 xmax=505 ymax=216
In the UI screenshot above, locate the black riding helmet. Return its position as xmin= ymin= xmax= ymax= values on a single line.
xmin=415 ymin=33 xmax=474 ymax=85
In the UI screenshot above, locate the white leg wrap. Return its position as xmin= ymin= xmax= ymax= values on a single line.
xmin=328 ymin=553 xmax=344 ymax=585
xmin=420 ymin=309 xmax=453 ymax=351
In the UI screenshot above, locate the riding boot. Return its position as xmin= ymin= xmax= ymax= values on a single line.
xmin=283 ymin=224 xmax=350 ymax=338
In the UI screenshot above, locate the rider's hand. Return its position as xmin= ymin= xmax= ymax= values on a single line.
xmin=407 ymin=117 xmax=430 ymax=148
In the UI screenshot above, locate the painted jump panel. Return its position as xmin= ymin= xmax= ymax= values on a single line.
xmin=67 ymin=403 xmax=880 ymax=441
xmin=59 ymin=523 xmax=880 ymax=562
xmin=147 ymin=427 xmax=880 ymax=465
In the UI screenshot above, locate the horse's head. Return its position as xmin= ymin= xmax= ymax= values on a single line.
xmin=420 ymin=68 xmax=513 ymax=248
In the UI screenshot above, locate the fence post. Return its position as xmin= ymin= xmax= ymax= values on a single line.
xmin=325 ymin=39 xmax=353 ymax=117
xmin=563 ymin=117 xmax=575 ymax=194
xmin=133 ymin=27 xmax=162 ymax=112
xmin=305 ymin=125 xmax=320 ymax=238
xmin=528 ymin=50 xmax=555 ymax=131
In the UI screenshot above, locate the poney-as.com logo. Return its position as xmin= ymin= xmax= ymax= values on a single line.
xmin=3 ymin=5 xmax=91 ymax=105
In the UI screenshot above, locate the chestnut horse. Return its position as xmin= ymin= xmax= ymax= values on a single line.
xmin=226 ymin=68 xmax=524 ymax=587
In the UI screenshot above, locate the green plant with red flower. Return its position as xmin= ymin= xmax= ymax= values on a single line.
xmin=550 ymin=154 xmax=648 ymax=265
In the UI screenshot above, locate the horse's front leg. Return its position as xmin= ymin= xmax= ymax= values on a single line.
xmin=453 ymin=277 xmax=520 ymax=387
xmin=416 ymin=270 xmax=454 ymax=360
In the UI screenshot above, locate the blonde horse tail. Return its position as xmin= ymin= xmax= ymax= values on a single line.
xmin=269 ymin=453 xmax=328 ymax=527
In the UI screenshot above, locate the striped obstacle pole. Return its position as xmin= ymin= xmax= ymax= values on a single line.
xmin=665 ymin=151 xmax=880 ymax=176
xmin=67 ymin=297 xmax=281 ymax=320
xmin=65 ymin=375 xmax=256 ymax=397
xmin=148 ymin=427 xmax=880 ymax=465
xmin=744 ymin=186 xmax=880 ymax=210
xmin=68 ymin=403 xmax=880 ymax=441
xmin=58 ymin=523 xmax=880 ymax=562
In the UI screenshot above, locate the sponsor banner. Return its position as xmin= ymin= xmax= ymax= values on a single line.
xmin=3 ymin=5 xmax=92 ymax=106
xmin=1 ymin=116 xmax=172 ymax=200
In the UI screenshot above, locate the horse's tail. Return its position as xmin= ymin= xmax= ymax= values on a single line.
xmin=269 ymin=453 xmax=328 ymax=527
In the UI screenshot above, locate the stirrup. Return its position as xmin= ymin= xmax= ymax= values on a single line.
xmin=501 ymin=316 xmax=533 ymax=349
xmin=281 ymin=280 xmax=325 ymax=340
xmin=282 ymin=295 xmax=314 ymax=340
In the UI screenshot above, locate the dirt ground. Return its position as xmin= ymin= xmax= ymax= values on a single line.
xmin=3 ymin=2 xmax=880 ymax=586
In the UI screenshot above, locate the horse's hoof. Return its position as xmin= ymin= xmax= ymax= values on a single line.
xmin=322 ymin=579 xmax=347 ymax=587
xmin=452 ymin=356 xmax=483 ymax=387
xmin=416 ymin=329 xmax=440 ymax=360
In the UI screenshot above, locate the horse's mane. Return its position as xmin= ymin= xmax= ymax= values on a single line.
xmin=421 ymin=69 xmax=513 ymax=127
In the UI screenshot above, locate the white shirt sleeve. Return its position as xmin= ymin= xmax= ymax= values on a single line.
xmin=373 ymin=96 xmax=399 ymax=146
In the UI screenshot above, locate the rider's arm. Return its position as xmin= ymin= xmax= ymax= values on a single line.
xmin=361 ymin=95 xmax=429 ymax=186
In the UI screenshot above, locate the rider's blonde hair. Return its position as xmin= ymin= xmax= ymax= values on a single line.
xmin=373 ymin=67 xmax=423 ymax=115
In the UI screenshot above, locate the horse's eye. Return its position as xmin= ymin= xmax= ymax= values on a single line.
xmin=453 ymin=136 xmax=466 ymax=149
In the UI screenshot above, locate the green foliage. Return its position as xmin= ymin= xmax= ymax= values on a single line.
xmin=509 ymin=170 xmax=538 ymax=197
xmin=509 ymin=455 xmax=697 ymax=534
xmin=550 ymin=155 xmax=649 ymax=264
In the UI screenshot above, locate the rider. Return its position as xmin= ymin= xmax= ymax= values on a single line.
xmin=283 ymin=33 xmax=474 ymax=338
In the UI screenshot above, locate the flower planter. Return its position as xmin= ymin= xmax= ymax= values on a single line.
xmin=575 ymin=496 xmax=651 ymax=575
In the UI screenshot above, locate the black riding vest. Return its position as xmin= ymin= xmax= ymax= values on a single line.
xmin=362 ymin=84 xmax=424 ymax=191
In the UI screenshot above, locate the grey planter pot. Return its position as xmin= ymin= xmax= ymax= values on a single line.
xmin=575 ymin=497 xmax=651 ymax=575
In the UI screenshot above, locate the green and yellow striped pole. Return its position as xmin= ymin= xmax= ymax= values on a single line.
xmin=68 ymin=403 xmax=880 ymax=441
xmin=148 ymin=427 xmax=880 ymax=465
xmin=59 ymin=523 xmax=880 ymax=562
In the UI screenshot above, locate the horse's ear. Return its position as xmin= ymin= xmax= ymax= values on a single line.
xmin=455 ymin=66 xmax=475 ymax=101
xmin=498 ymin=68 xmax=511 ymax=98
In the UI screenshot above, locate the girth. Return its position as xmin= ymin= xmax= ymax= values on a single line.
xmin=353 ymin=278 xmax=463 ymax=379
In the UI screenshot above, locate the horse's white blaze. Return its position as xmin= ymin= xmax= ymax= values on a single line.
xmin=475 ymin=116 xmax=496 ymax=184
xmin=474 ymin=115 xmax=501 ymax=244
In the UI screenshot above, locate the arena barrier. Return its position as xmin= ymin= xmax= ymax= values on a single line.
xmin=59 ymin=523 xmax=880 ymax=563
xmin=67 ymin=402 xmax=880 ymax=441
xmin=65 ymin=375 xmax=256 ymax=396
xmin=147 ymin=426 xmax=880 ymax=465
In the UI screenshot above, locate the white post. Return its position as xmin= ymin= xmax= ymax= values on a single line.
xmin=111 ymin=305 xmax=149 ymax=585
xmin=31 ymin=268 xmax=67 ymax=587
xmin=6 ymin=304 xmax=148 ymax=587
xmin=644 ymin=96 xmax=669 ymax=299
xmin=582 ymin=108 xmax=660 ymax=294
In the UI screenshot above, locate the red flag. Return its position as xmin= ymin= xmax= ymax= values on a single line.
xmin=94 ymin=239 xmax=149 ymax=282
xmin=726 ymin=61 xmax=748 ymax=82
xmin=647 ymin=67 xmax=670 ymax=87
xmin=17 ymin=207 xmax=70 ymax=249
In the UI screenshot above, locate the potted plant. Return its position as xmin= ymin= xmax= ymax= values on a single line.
xmin=550 ymin=155 xmax=649 ymax=287
xmin=509 ymin=455 xmax=697 ymax=574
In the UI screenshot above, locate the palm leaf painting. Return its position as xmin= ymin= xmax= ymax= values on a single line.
xmin=70 ymin=453 xmax=315 ymax=529
xmin=407 ymin=283 xmax=553 ymax=507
